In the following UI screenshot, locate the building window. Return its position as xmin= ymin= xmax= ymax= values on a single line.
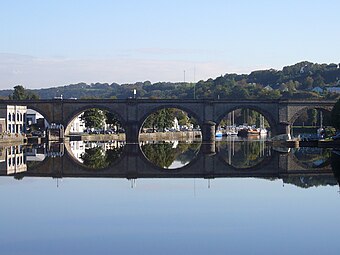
xmin=8 ymin=158 xmax=11 ymax=167
xmin=17 ymin=113 xmax=19 ymax=121
xmin=8 ymin=124 xmax=11 ymax=132
xmin=12 ymin=113 xmax=15 ymax=121
xmin=8 ymin=113 xmax=11 ymax=121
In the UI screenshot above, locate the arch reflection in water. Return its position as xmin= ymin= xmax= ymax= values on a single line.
xmin=68 ymin=140 xmax=125 ymax=169
xmin=217 ymin=136 xmax=272 ymax=169
xmin=292 ymin=147 xmax=331 ymax=169
xmin=0 ymin=143 xmax=339 ymax=190
xmin=140 ymin=140 xmax=201 ymax=169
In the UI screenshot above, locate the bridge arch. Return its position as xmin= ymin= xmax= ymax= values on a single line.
xmin=215 ymin=104 xmax=278 ymax=135
xmin=138 ymin=104 xmax=204 ymax=130
xmin=64 ymin=104 xmax=126 ymax=136
xmin=289 ymin=105 xmax=333 ymax=125
xmin=139 ymin=140 xmax=202 ymax=170
xmin=216 ymin=140 xmax=275 ymax=172
xmin=289 ymin=147 xmax=331 ymax=170
xmin=25 ymin=105 xmax=52 ymax=126
xmin=62 ymin=141 xmax=126 ymax=172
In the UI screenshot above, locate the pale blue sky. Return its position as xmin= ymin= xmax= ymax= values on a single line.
xmin=1 ymin=0 xmax=339 ymax=88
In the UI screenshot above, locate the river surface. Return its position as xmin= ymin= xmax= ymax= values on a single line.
xmin=1 ymin=138 xmax=340 ymax=255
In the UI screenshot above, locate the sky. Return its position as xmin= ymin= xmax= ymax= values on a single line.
xmin=1 ymin=0 xmax=340 ymax=89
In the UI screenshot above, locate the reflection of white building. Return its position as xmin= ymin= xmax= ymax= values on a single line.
xmin=0 ymin=105 xmax=27 ymax=134
xmin=69 ymin=141 xmax=86 ymax=162
xmin=25 ymin=145 xmax=46 ymax=162
xmin=69 ymin=141 xmax=125 ymax=163
xmin=70 ymin=113 xmax=85 ymax=133
xmin=0 ymin=145 xmax=27 ymax=175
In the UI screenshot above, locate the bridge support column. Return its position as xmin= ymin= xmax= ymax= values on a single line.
xmin=201 ymin=142 xmax=216 ymax=155
xmin=125 ymin=122 xmax=140 ymax=144
xmin=278 ymin=122 xmax=291 ymax=136
xmin=202 ymin=121 xmax=216 ymax=142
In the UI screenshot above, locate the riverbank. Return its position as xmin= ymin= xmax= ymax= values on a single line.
xmin=270 ymin=139 xmax=340 ymax=148
xmin=68 ymin=131 xmax=202 ymax=142
xmin=0 ymin=134 xmax=27 ymax=144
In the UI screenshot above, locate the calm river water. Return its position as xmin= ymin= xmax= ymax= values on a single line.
xmin=1 ymin=137 xmax=340 ymax=255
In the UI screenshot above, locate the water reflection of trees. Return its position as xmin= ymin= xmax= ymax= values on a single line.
xmin=141 ymin=141 xmax=200 ymax=169
xmin=218 ymin=140 xmax=270 ymax=169
xmin=283 ymin=176 xmax=337 ymax=188
xmin=80 ymin=145 xmax=124 ymax=169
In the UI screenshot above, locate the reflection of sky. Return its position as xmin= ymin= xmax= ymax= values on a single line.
xmin=0 ymin=177 xmax=339 ymax=255
xmin=168 ymin=160 xmax=189 ymax=169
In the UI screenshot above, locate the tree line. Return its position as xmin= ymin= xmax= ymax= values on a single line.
xmin=3 ymin=61 xmax=340 ymax=101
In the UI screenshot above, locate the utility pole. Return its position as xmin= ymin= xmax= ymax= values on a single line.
xmin=194 ymin=65 xmax=196 ymax=99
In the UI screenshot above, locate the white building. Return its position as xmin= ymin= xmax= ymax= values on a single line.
xmin=0 ymin=105 xmax=27 ymax=134
xmin=70 ymin=113 xmax=86 ymax=133
xmin=26 ymin=109 xmax=49 ymax=131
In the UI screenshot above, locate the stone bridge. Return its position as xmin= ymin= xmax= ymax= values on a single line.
xmin=0 ymin=99 xmax=336 ymax=143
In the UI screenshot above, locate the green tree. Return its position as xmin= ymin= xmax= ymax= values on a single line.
xmin=230 ymin=86 xmax=249 ymax=99
xmin=10 ymin=85 xmax=26 ymax=100
xmin=81 ymin=108 xmax=106 ymax=129
xmin=302 ymin=77 xmax=314 ymax=90
xmin=173 ymin=109 xmax=188 ymax=126
xmin=9 ymin=85 xmax=40 ymax=100
xmin=104 ymin=111 xmax=121 ymax=128
xmin=143 ymin=108 xmax=175 ymax=131
xmin=309 ymin=109 xmax=318 ymax=126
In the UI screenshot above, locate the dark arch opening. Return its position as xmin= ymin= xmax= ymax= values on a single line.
xmin=217 ymin=138 xmax=273 ymax=170
xmin=215 ymin=106 xmax=274 ymax=170
xmin=291 ymin=107 xmax=334 ymax=139
xmin=25 ymin=108 xmax=51 ymax=137
xmin=139 ymin=107 xmax=202 ymax=169
xmin=216 ymin=106 xmax=275 ymax=138
xmin=64 ymin=106 xmax=126 ymax=170
xmin=66 ymin=140 xmax=125 ymax=170
xmin=64 ymin=106 xmax=126 ymax=136
xmin=291 ymin=147 xmax=332 ymax=170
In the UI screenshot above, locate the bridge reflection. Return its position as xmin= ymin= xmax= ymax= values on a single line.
xmin=0 ymin=142 xmax=338 ymax=189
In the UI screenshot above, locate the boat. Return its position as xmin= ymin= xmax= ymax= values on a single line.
xmin=238 ymin=128 xmax=259 ymax=137
xmin=215 ymin=130 xmax=223 ymax=137
xmin=226 ymin=127 xmax=238 ymax=136
xmin=225 ymin=111 xmax=238 ymax=136
xmin=258 ymin=128 xmax=268 ymax=136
